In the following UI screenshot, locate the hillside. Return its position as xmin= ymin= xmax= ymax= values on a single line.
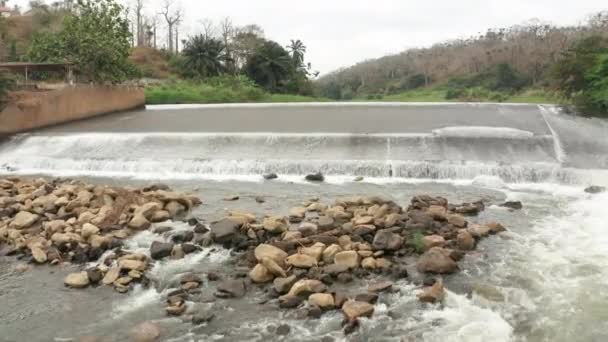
xmin=317 ymin=13 xmax=608 ymax=101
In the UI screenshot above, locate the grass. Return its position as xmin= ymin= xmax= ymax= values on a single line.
xmin=355 ymin=87 xmax=559 ymax=104
xmin=410 ymin=231 xmax=426 ymax=254
xmin=145 ymin=78 xmax=326 ymax=105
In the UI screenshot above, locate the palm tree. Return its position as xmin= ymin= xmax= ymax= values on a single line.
xmin=287 ymin=39 xmax=306 ymax=69
xmin=181 ymin=34 xmax=230 ymax=78
xmin=245 ymin=41 xmax=292 ymax=92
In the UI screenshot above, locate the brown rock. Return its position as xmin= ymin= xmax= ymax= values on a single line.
xmin=368 ymin=281 xmax=394 ymax=293
xmin=255 ymin=244 xmax=288 ymax=267
xmin=286 ymin=253 xmax=317 ymax=268
xmin=308 ymin=293 xmax=335 ymax=309
xmin=300 ymin=242 xmax=326 ymax=261
xmin=417 ymin=279 xmax=445 ymax=303
xmin=447 ymin=214 xmax=467 ymax=228
xmin=129 ymin=321 xmax=161 ymax=342
xmin=103 ymin=267 xmax=121 ymax=285
xmin=64 ymin=272 xmax=90 ymax=288
xmin=249 ymin=264 xmax=274 ymax=283
xmin=274 ymin=275 xmax=297 ymax=294
xmin=10 ymin=211 xmax=39 ymax=229
xmin=30 ymin=246 xmax=47 ymax=263
xmin=261 ymin=257 xmax=287 ymax=277
xmin=284 ymin=279 xmax=326 ymax=298
xmin=417 ymin=247 xmax=458 ymax=274
xmin=129 ymin=214 xmax=151 ymax=230
xmin=457 ymin=230 xmax=475 ymax=250
xmin=263 ymin=216 xmax=288 ymax=234
xmin=486 ymin=222 xmax=506 ymax=234
xmin=423 ymin=235 xmax=446 ymax=251
xmin=322 ymin=244 xmax=342 ymax=263
xmin=342 ymin=300 xmax=374 ymax=321
xmin=334 ymin=251 xmax=359 ymax=269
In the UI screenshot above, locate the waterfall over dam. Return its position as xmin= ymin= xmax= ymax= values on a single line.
xmin=0 ymin=103 xmax=606 ymax=185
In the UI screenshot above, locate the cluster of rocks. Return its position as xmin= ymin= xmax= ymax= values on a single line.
xmin=201 ymin=194 xmax=506 ymax=334
xmin=0 ymin=177 xmax=201 ymax=292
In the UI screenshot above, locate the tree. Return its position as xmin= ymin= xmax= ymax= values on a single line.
xmin=27 ymin=0 xmax=135 ymax=83
xmin=180 ymin=34 xmax=229 ymax=78
xmin=244 ymin=40 xmax=292 ymax=92
xmin=133 ymin=0 xmax=144 ymax=47
xmin=160 ymin=0 xmax=181 ymax=54
xmin=287 ymin=39 xmax=306 ymax=69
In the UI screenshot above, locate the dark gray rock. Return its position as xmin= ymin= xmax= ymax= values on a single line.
xmin=585 ymin=185 xmax=606 ymax=194
xmin=150 ymin=241 xmax=174 ymax=260
xmin=210 ymin=218 xmax=241 ymax=243
xmin=263 ymin=173 xmax=278 ymax=180
xmin=372 ymin=229 xmax=404 ymax=251
xmin=192 ymin=311 xmax=215 ymax=325
xmin=305 ymin=172 xmax=325 ymax=182
xmin=276 ymin=324 xmax=291 ymax=336
xmin=215 ymin=279 xmax=246 ymax=298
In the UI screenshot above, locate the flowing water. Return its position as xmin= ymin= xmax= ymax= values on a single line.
xmin=0 ymin=103 xmax=607 ymax=342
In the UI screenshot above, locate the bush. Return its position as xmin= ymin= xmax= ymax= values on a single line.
xmin=0 ymin=70 xmax=15 ymax=109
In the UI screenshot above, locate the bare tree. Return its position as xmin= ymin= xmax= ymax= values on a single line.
xmin=160 ymin=0 xmax=182 ymax=54
xmin=220 ymin=17 xmax=236 ymax=73
xmin=133 ymin=0 xmax=144 ymax=47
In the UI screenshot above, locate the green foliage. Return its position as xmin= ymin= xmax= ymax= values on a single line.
xmin=179 ymin=35 xmax=230 ymax=79
xmin=552 ymin=36 xmax=608 ymax=117
xmin=145 ymin=75 xmax=326 ymax=104
xmin=446 ymin=63 xmax=529 ymax=93
xmin=411 ymin=231 xmax=425 ymax=254
xmin=244 ymin=40 xmax=293 ymax=92
xmin=27 ymin=0 xmax=135 ymax=83
xmin=0 ymin=70 xmax=16 ymax=109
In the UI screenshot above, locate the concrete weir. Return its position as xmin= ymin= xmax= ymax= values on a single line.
xmin=0 ymin=103 xmax=607 ymax=184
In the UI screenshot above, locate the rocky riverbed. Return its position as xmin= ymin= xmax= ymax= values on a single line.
xmin=0 ymin=176 xmax=520 ymax=341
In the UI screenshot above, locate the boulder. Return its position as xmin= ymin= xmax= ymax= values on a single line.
xmin=118 ymin=259 xmax=147 ymax=272
xmin=334 ymin=251 xmax=359 ymax=269
xmin=249 ymin=264 xmax=274 ymax=283
xmin=254 ymin=244 xmax=288 ymax=267
xmin=417 ymin=279 xmax=445 ymax=303
xmin=372 ymin=230 xmax=404 ymax=251
xmin=102 ymin=267 xmax=120 ymax=285
xmin=368 ymin=281 xmax=394 ymax=293
xmin=288 ymin=207 xmax=307 ymax=222
xmin=150 ymin=241 xmax=174 ymax=260
xmin=129 ymin=321 xmax=161 ymax=342
xmin=210 ymin=218 xmax=241 ymax=243
xmin=317 ymin=216 xmax=335 ymax=231
xmin=447 ymin=214 xmax=467 ymax=228
xmin=192 ymin=311 xmax=215 ymax=325
xmin=305 ymin=172 xmax=325 ymax=182
xmin=286 ymin=253 xmax=317 ymax=268
xmin=308 ymin=293 xmax=335 ymax=309
xmin=261 ymin=257 xmax=287 ymax=277
xmin=354 ymin=293 xmax=378 ymax=304
xmin=263 ymin=216 xmax=289 ymax=234
xmin=500 ymin=201 xmax=523 ymax=210
xmin=486 ymin=222 xmax=506 ymax=234
xmin=150 ymin=210 xmax=171 ymax=223
xmin=165 ymin=201 xmax=186 ymax=217
xmin=81 ymin=223 xmax=100 ymax=239
xmin=30 ymin=246 xmax=47 ymax=263
xmin=322 ymin=244 xmax=342 ymax=263
xmin=298 ymin=222 xmax=318 ymax=236
xmin=300 ymin=242 xmax=326 ymax=261
xmin=216 ymin=279 xmax=246 ymax=298
xmin=284 ymin=279 xmax=326 ymax=298
xmin=457 ymin=230 xmax=475 ymax=250
xmin=274 ymin=275 xmax=297 ymax=294
xmin=64 ymin=272 xmax=90 ymax=288
xmin=422 ymin=235 xmax=446 ymax=251
xmin=342 ymin=300 xmax=374 ymax=321
xmin=134 ymin=202 xmax=162 ymax=220
xmin=9 ymin=211 xmax=39 ymax=229
xmin=427 ymin=205 xmax=448 ymax=221
xmin=585 ymin=185 xmax=606 ymax=194
xmin=129 ymin=214 xmax=151 ymax=230
xmin=263 ymin=173 xmax=278 ymax=180
xmin=361 ymin=257 xmax=376 ymax=269
xmin=417 ymin=247 xmax=458 ymax=274
xmin=468 ymin=224 xmax=491 ymax=238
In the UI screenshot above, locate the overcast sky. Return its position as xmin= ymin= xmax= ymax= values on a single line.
xmin=12 ymin=0 xmax=608 ymax=75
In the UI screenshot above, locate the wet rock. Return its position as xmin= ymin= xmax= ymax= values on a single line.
xmin=372 ymin=230 xmax=404 ymax=251
xmin=284 ymin=279 xmax=326 ymax=298
xmin=216 ymin=279 xmax=246 ymax=298
xmin=250 ymin=264 xmax=274 ymax=283
xmin=305 ymin=172 xmax=325 ymax=182
xmin=585 ymin=185 xmax=606 ymax=194
xmin=322 ymin=244 xmax=342 ymax=263
xmin=166 ymin=302 xmax=187 ymax=316
xmin=354 ymin=176 xmax=364 ymax=182
xmin=263 ymin=173 xmax=278 ymax=180
xmin=324 ymin=263 xmax=350 ymax=276
xmin=353 ymin=291 xmax=377 ymax=304
xmin=417 ymin=247 xmax=458 ymax=274
xmin=150 ymin=210 xmax=171 ymax=223
xmin=129 ymin=214 xmax=151 ymax=230
xmin=255 ymin=196 xmax=266 ymax=204
xmin=192 ymin=310 xmax=215 ymax=324
xmin=427 ymin=205 xmax=448 ymax=221
xmin=170 ymin=230 xmax=194 ymax=244
xmin=361 ymin=257 xmax=376 ymax=270
xmin=129 ymin=321 xmax=161 ymax=342
xmin=309 ymin=293 xmax=335 ymax=309
xmin=457 ymin=230 xmax=475 ymax=250
xmin=102 ymin=267 xmax=120 ymax=285
xmin=343 ymin=319 xmax=360 ymax=335
xmin=279 ymin=295 xmax=303 ymax=309
xmin=255 ymin=244 xmax=288 ymax=267
xmin=276 ymin=324 xmax=291 ymax=336
xmin=10 ymin=211 xmax=39 ymax=229
xmin=467 ymin=224 xmax=492 ymax=238
xmin=64 ymin=272 xmax=90 ymax=288
xmin=223 ymin=195 xmax=240 ymax=201
xmin=150 ymin=241 xmax=174 ymax=260
xmin=182 ymin=243 xmax=200 ymax=255
xmin=193 ymin=224 xmax=209 ymax=234
xmin=81 ymin=223 xmax=100 ymax=239
xmin=500 ymin=201 xmax=523 ymax=210
xmin=274 ymin=275 xmax=297 ymax=294
xmin=301 ymin=242 xmax=326 ymax=261
xmin=342 ymin=300 xmax=374 ymax=321
xmin=30 ymin=246 xmax=47 ymax=264
xmin=86 ymin=268 xmax=103 ymax=284
xmin=165 ymin=201 xmax=186 ymax=217
xmin=118 ymin=259 xmax=147 ymax=272
xmin=261 ymin=257 xmax=287 ymax=277
xmin=289 ymin=207 xmax=307 ymax=223
xmin=417 ymin=279 xmax=445 ymax=303
xmin=210 ymin=218 xmax=241 ymax=243
xmin=486 ymin=222 xmax=507 ymax=234
xmin=368 ymin=281 xmax=394 ymax=293
xmin=334 ymin=251 xmax=359 ymax=269
xmin=171 ymin=245 xmax=185 ymax=259
xmin=307 ymin=305 xmax=323 ymax=319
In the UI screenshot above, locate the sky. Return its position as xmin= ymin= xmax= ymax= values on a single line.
xmin=11 ymin=0 xmax=608 ymax=75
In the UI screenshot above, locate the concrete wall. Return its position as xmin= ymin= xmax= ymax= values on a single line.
xmin=0 ymin=85 xmax=145 ymax=135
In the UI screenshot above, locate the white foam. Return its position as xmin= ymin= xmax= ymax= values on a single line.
xmin=111 ymin=285 xmax=161 ymax=318
xmin=432 ymin=126 xmax=534 ymax=139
